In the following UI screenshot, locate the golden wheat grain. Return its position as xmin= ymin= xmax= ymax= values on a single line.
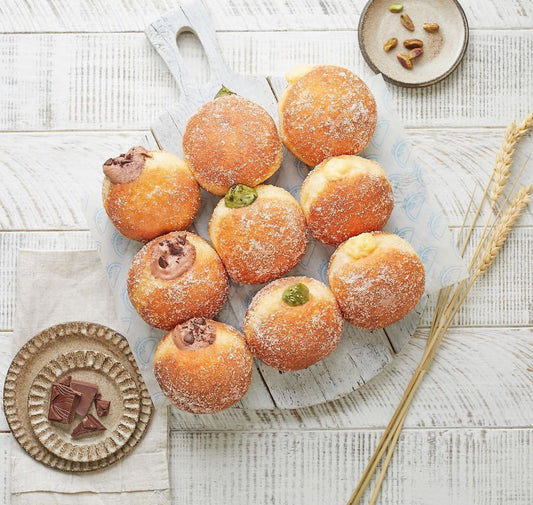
xmin=488 ymin=122 xmax=517 ymax=206
xmin=476 ymin=185 xmax=532 ymax=277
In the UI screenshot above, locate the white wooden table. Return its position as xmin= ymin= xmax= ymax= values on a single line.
xmin=0 ymin=1 xmax=531 ymax=503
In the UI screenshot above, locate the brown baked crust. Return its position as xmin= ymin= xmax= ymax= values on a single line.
xmin=327 ymin=233 xmax=425 ymax=329
xmin=278 ymin=65 xmax=377 ymax=166
xmin=301 ymin=159 xmax=394 ymax=246
xmin=127 ymin=232 xmax=229 ymax=330
xmin=243 ymin=276 xmax=343 ymax=371
xmin=209 ymin=185 xmax=308 ymax=284
xmin=153 ymin=320 xmax=253 ymax=414
xmin=102 ymin=150 xmax=201 ymax=242
xmin=182 ymin=95 xmax=283 ymax=195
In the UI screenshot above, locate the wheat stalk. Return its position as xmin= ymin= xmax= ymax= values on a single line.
xmin=346 ymin=114 xmax=532 ymax=505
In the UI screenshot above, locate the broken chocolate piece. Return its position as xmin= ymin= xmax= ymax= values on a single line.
xmin=71 ymin=414 xmax=106 ymax=438
xmin=70 ymin=379 xmax=98 ymax=417
xmin=48 ymin=383 xmax=82 ymax=424
xmin=58 ymin=375 xmax=72 ymax=387
xmin=94 ymin=395 xmax=111 ymax=417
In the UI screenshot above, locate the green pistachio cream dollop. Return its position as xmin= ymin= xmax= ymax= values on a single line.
xmin=282 ymin=283 xmax=310 ymax=307
xmin=224 ymin=184 xmax=258 ymax=208
xmin=214 ymin=85 xmax=236 ymax=99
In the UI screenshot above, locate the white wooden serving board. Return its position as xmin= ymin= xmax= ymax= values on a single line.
xmin=140 ymin=0 xmax=427 ymax=410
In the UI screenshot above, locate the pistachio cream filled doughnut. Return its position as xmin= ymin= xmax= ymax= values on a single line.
xmin=328 ymin=232 xmax=425 ymax=330
xmin=300 ymin=155 xmax=394 ymax=246
xmin=182 ymin=93 xmax=283 ymax=195
xmin=209 ymin=184 xmax=308 ymax=284
xmin=278 ymin=65 xmax=377 ymax=166
xmin=102 ymin=147 xmax=201 ymax=242
xmin=128 ymin=231 xmax=229 ymax=330
xmin=154 ymin=318 xmax=253 ymax=413
xmin=243 ymin=276 xmax=343 ymax=371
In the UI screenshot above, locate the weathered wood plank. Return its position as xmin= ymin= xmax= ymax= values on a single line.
xmin=167 ymin=428 xmax=533 ymax=505
xmin=2 ymin=327 xmax=531 ymax=432
xmin=0 ymin=433 xmax=10 ymax=502
xmin=0 ymin=130 xmax=530 ymax=231
xmin=0 ymin=229 xmax=530 ymax=331
xmin=0 ymin=31 xmax=531 ymax=130
xmin=168 ymin=327 xmax=533 ymax=431
xmin=0 ymin=0 xmax=531 ymax=32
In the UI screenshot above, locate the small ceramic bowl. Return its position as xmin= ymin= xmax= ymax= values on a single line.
xmin=358 ymin=0 xmax=469 ymax=87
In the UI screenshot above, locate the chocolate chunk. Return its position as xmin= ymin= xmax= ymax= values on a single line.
xmin=59 ymin=375 xmax=72 ymax=386
xmin=102 ymin=146 xmax=150 ymax=184
xmin=71 ymin=414 xmax=106 ymax=438
xmin=172 ymin=317 xmax=216 ymax=350
xmin=94 ymin=397 xmax=111 ymax=417
xmin=70 ymin=379 xmax=98 ymax=417
xmin=48 ymin=383 xmax=82 ymax=424
xmin=183 ymin=333 xmax=195 ymax=344
xmin=158 ymin=256 xmax=168 ymax=268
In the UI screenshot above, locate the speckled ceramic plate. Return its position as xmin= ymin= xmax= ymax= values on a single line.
xmin=3 ymin=322 xmax=153 ymax=472
xmin=28 ymin=351 xmax=140 ymax=462
xmin=358 ymin=0 xmax=469 ymax=87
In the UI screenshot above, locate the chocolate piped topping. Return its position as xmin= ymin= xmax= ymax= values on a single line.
xmin=172 ymin=317 xmax=216 ymax=351
xmin=150 ymin=233 xmax=196 ymax=281
xmin=103 ymin=146 xmax=151 ymax=184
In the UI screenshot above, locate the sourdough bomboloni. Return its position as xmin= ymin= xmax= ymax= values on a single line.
xmin=300 ymin=155 xmax=394 ymax=246
xmin=127 ymin=231 xmax=229 ymax=330
xmin=209 ymin=184 xmax=308 ymax=284
xmin=102 ymin=147 xmax=201 ymax=242
xmin=328 ymin=232 xmax=425 ymax=330
xmin=243 ymin=276 xmax=343 ymax=371
xmin=182 ymin=93 xmax=283 ymax=195
xmin=278 ymin=65 xmax=377 ymax=166
xmin=154 ymin=318 xmax=253 ymax=413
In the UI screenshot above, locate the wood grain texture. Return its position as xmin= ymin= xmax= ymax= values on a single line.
xmin=1 ymin=327 xmax=531 ymax=432
xmin=167 ymin=427 xmax=533 ymax=505
xmin=0 ymin=434 xmax=9 ymax=503
xmin=0 ymin=130 xmax=530 ymax=231
xmin=0 ymin=31 xmax=531 ymax=131
xmin=0 ymin=0 xmax=531 ymax=32
xmin=168 ymin=327 xmax=533 ymax=431
xmin=0 ymin=229 xmax=530 ymax=331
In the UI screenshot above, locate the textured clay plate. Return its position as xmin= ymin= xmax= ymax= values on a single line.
xmin=358 ymin=0 xmax=469 ymax=87
xmin=28 ymin=351 xmax=140 ymax=462
xmin=3 ymin=322 xmax=153 ymax=472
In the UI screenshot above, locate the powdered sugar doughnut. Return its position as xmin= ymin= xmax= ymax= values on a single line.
xmin=153 ymin=318 xmax=253 ymax=414
xmin=209 ymin=184 xmax=308 ymax=284
xmin=102 ymin=147 xmax=201 ymax=242
xmin=300 ymin=155 xmax=394 ymax=246
xmin=328 ymin=232 xmax=425 ymax=330
xmin=278 ymin=65 xmax=377 ymax=166
xmin=127 ymin=231 xmax=229 ymax=330
xmin=243 ymin=276 xmax=343 ymax=371
xmin=183 ymin=94 xmax=283 ymax=195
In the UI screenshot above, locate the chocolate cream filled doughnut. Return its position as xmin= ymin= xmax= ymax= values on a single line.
xmin=278 ymin=65 xmax=377 ymax=167
xmin=102 ymin=147 xmax=201 ymax=242
xmin=243 ymin=276 xmax=343 ymax=371
xmin=183 ymin=93 xmax=283 ymax=195
xmin=154 ymin=318 xmax=253 ymax=414
xmin=300 ymin=155 xmax=394 ymax=246
xmin=209 ymin=184 xmax=308 ymax=284
xmin=328 ymin=232 xmax=425 ymax=330
xmin=128 ymin=231 xmax=229 ymax=330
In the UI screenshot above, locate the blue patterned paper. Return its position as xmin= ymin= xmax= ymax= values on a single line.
xmin=84 ymin=74 xmax=467 ymax=409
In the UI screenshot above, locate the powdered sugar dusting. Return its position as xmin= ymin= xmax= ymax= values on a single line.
xmin=128 ymin=231 xmax=229 ymax=330
xmin=183 ymin=95 xmax=283 ymax=195
xmin=328 ymin=233 xmax=425 ymax=329
xmin=153 ymin=321 xmax=252 ymax=414
xmin=209 ymin=185 xmax=308 ymax=284
xmin=279 ymin=65 xmax=377 ymax=166
xmin=302 ymin=162 xmax=394 ymax=246
xmin=243 ymin=276 xmax=343 ymax=371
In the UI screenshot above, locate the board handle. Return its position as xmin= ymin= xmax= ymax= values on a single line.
xmin=146 ymin=0 xmax=232 ymax=97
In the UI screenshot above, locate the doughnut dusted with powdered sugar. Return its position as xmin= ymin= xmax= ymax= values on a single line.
xmin=278 ymin=65 xmax=377 ymax=167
